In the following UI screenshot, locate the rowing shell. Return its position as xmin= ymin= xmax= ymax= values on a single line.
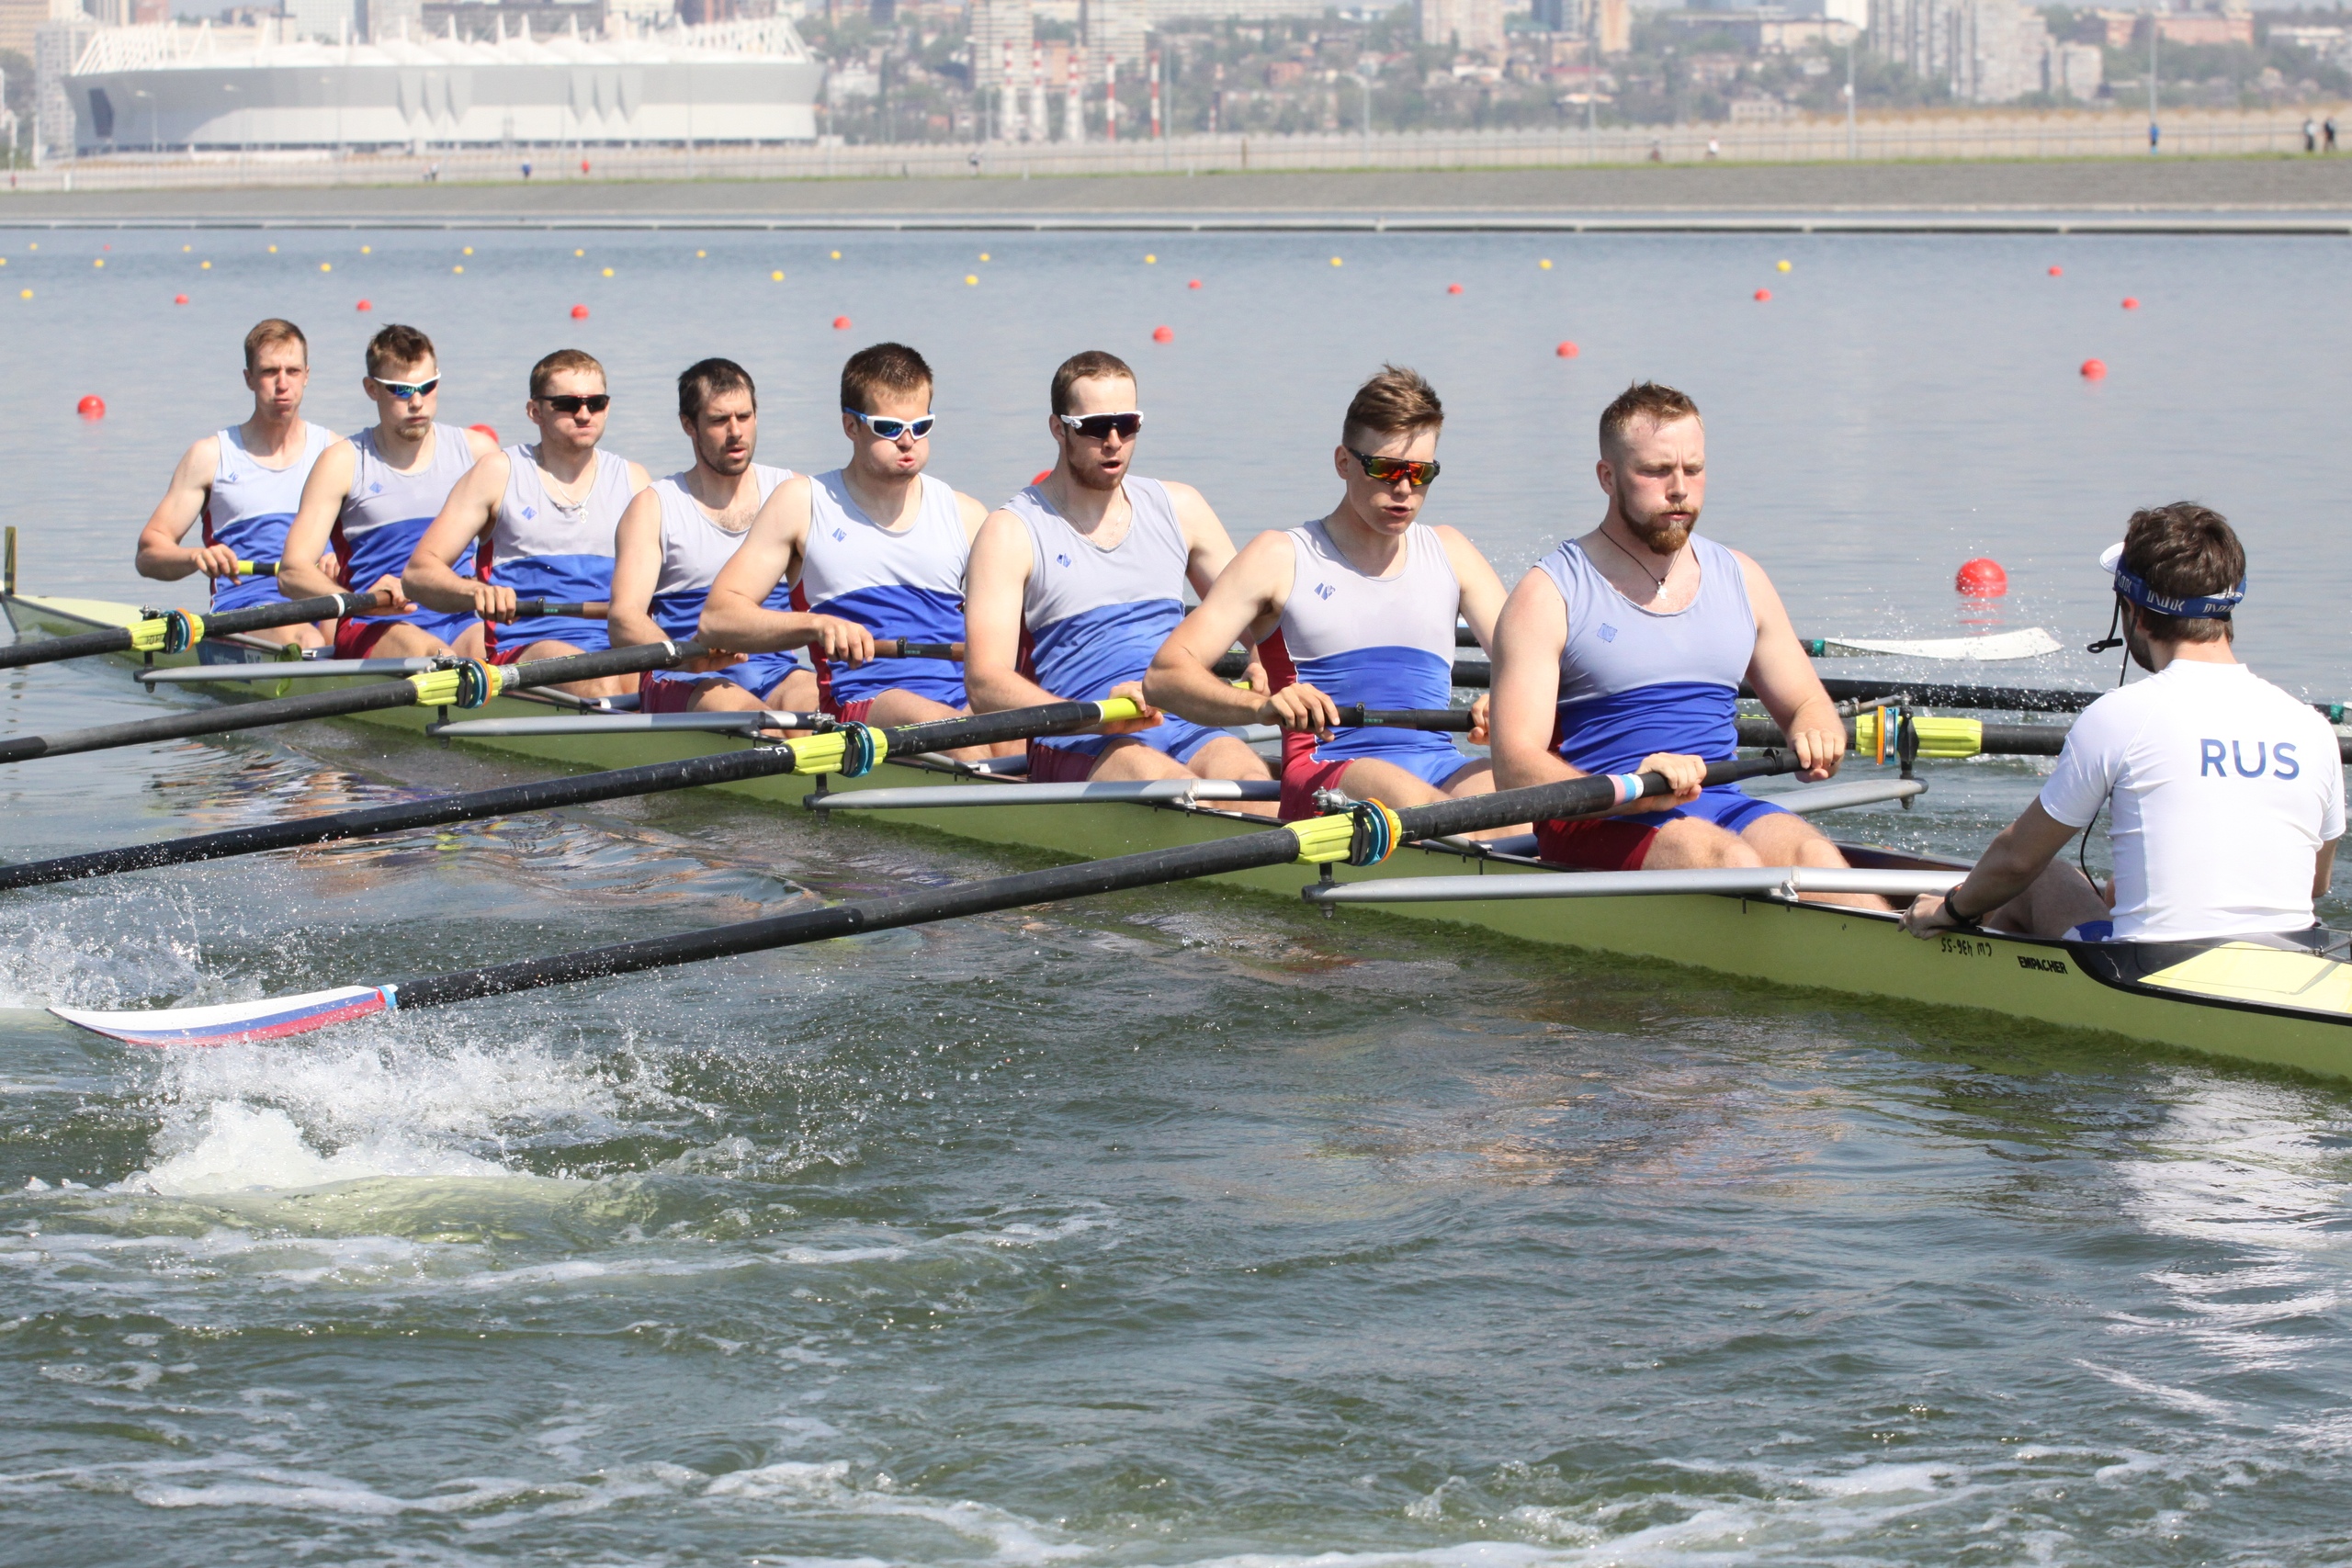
xmin=9 ymin=589 xmax=2352 ymax=1081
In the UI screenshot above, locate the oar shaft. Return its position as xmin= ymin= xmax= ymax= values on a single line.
xmin=1736 ymin=716 xmax=2352 ymax=764
xmin=0 ymin=589 xmax=379 ymax=671
xmin=1214 ymin=652 xmax=1493 ymax=690
xmin=0 ymin=696 xmax=1128 ymax=890
xmin=387 ymin=758 xmax=1791 ymax=1014
xmin=874 ymin=638 xmax=965 ymax=661
xmin=0 ymin=639 xmax=704 ymax=768
xmin=1337 ymin=706 xmax=1476 ymax=731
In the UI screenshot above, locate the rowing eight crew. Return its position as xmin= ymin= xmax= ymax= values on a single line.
xmin=135 ymin=320 xmax=2344 ymax=951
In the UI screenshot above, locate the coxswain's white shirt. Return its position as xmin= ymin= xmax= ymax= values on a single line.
xmin=2039 ymin=660 xmax=2345 ymax=942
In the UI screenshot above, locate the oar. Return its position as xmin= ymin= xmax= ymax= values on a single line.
xmin=873 ymin=638 xmax=964 ymax=661
xmin=1737 ymin=714 xmax=2352 ymax=764
xmin=1800 ymin=673 xmax=2352 ymax=725
xmin=0 ymin=587 xmax=390 ymax=672
xmin=0 ymin=696 xmax=1147 ymax=893
xmin=0 ymin=640 xmax=707 ymax=768
xmin=50 ymin=755 xmax=1800 ymax=1045
xmin=1210 ymin=651 xmax=1494 ymax=690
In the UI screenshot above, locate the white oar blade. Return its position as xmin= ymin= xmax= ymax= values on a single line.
xmin=51 ymin=985 xmax=392 ymax=1048
xmin=1814 ymin=628 xmax=2061 ymax=661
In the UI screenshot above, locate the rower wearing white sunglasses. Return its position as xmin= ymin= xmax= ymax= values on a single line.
xmin=962 ymin=349 xmax=1275 ymax=811
xmin=703 ymin=342 xmax=1000 ymax=759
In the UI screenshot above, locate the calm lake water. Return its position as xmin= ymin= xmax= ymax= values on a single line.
xmin=2 ymin=224 xmax=2351 ymax=1567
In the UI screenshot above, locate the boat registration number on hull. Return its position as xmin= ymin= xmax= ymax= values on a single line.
xmin=1939 ymin=933 xmax=2069 ymax=976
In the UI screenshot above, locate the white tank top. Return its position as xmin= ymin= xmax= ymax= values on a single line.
xmin=481 ymin=443 xmax=639 ymax=654
xmin=645 ymin=463 xmax=796 ymax=640
xmin=1261 ymin=518 xmax=1463 ymax=770
xmin=203 ymin=420 xmax=335 ymax=610
xmin=789 ymin=468 xmax=970 ymax=705
xmin=1536 ymin=533 xmax=1757 ymax=777
xmin=1001 ymin=477 xmax=1188 ymax=702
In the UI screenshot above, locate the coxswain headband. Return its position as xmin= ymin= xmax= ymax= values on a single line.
xmin=2098 ymin=541 xmax=2245 ymax=620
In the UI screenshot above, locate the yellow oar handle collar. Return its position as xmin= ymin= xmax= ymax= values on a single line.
xmin=1094 ymin=695 xmax=1144 ymax=724
xmin=407 ymin=660 xmax=503 ymax=709
xmin=1853 ymin=709 xmax=1984 ymax=761
xmin=1291 ymin=798 xmax=1403 ymax=867
xmin=791 ymin=723 xmax=889 ymax=778
xmin=128 ymin=610 xmax=207 ymax=655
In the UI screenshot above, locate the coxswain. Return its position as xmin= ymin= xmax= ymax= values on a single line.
xmin=134 ymin=318 xmax=335 ymax=649
xmin=1488 ymin=381 xmax=1878 ymax=906
xmin=607 ymin=357 xmax=807 ymax=716
xmin=278 ymin=323 xmax=497 ymax=660
xmin=964 ymin=349 xmax=1272 ymax=807
xmin=405 ymin=349 xmax=650 ymax=698
xmin=1145 ymin=365 xmax=1510 ymax=822
xmin=1904 ymin=504 xmax=2341 ymax=943
xmin=702 ymin=343 xmax=991 ymax=755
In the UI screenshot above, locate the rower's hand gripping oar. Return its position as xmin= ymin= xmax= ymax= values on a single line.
xmin=0 ymin=639 xmax=710 ymax=767
xmin=0 ymin=695 xmax=1151 ymax=893
xmin=50 ymin=754 xmax=1799 ymax=1046
xmin=0 ymin=587 xmax=391 ymax=673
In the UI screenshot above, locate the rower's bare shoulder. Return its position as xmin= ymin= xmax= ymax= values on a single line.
xmin=952 ymin=490 xmax=990 ymax=537
xmin=175 ymin=433 xmax=223 ymax=483
xmin=460 ymin=426 xmax=500 ymax=460
xmin=624 ymin=460 xmax=652 ymax=491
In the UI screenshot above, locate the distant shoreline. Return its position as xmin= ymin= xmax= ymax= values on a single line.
xmin=6 ymin=158 xmax=2352 ymax=228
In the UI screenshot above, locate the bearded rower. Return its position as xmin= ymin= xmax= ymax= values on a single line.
xmin=703 ymin=343 xmax=987 ymax=746
xmin=134 ymin=318 xmax=335 ymax=650
xmin=608 ymin=357 xmax=806 ymax=716
xmin=965 ymin=349 xmax=1272 ymax=806
xmin=1146 ymin=365 xmax=1509 ymax=821
xmin=1905 ymin=504 xmax=2342 ymax=944
xmin=406 ymin=348 xmax=650 ymax=699
xmin=1489 ymin=381 xmax=1876 ymax=906
xmin=279 ymin=323 xmax=498 ymax=660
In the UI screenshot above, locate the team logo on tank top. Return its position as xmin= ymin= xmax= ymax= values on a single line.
xmin=1314 ymin=581 xmax=1334 ymax=601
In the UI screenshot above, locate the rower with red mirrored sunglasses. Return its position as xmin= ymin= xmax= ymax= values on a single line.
xmin=962 ymin=348 xmax=1276 ymax=810
xmin=1145 ymin=364 xmax=1518 ymax=828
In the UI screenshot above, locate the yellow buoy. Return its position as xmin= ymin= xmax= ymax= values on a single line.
xmin=453 ymin=265 xmax=465 ymax=274
xmin=574 ymin=248 xmax=585 ymax=257
xmin=266 ymin=244 xmax=277 ymax=254
xmin=1539 ymin=258 xmax=1553 ymax=269
xmin=1329 ymin=256 xmax=1343 ymax=267
xmin=830 ymin=250 xmax=842 ymax=259
xmin=17 ymin=288 xmax=29 ymax=299
xmin=462 ymin=246 xmax=474 ymax=255
xmin=978 ymin=252 xmax=990 ymax=262
xmin=93 ymin=258 xmax=104 ymax=268
xmin=200 ymin=260 xmax=211 ymax=269
xmin=182 ymin=244 xmax=191 ymax=253
xmin=695 ymin=250 xmax=707 ymax=258
xmin=361 ymin=244 xmax=371 ymax=254
xmin=320 ymin=262 xmax=332 ymax=272
xmin=602 ymin=266 xmax=615 ymax=277
xmin=966 ymin=274 xmax=979 ymax=286
xmin=1145 ymin=254 xmax=1157 ymax=264
xmin=771 ymin=270 xmax=785 ymax=282
xmin=1776 ymin=259 xmax=1792 ymax=272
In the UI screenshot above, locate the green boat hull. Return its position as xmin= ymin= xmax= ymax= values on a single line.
xmin=10 ymin=589 xmax=2352 ymax=1080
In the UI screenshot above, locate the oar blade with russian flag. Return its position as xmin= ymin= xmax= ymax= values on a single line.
xmin=51 ymin=985 xmax=395 ymax=1047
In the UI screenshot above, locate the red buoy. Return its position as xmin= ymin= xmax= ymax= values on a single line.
xmin=580 ymin=158 xmax=591 ymax=175
xmin=1187 ymin=278 xmax=1202 ymax=289
xmin=1446 ymin=283 xmax=1464 ymax=295
xmin=2081 ymin=358 xmax=2108 ymax=380
xmin=76 ymin=395 xmax=106 ymax=419
xmin=832 ymin=315 xmax=851 ymax=329
xmin=570 ymin=303 xmax=590 ymax=320
xmin=1955 ymin=558 xmax=2008 ymax=597
xmin=1555 ymin=342 xmax=1579 ymax=358
xmin=1032 ymin=469 xmax=1053 ymax=486
xmin=173 ymin=293 xmax=188 ymax=305
xmin=1754 ymin=288 xmax=1772 ymax=301
xmin=1151 ymin=325 xmax=1174 ymax=343
xmin=469 ymin=423 xmax=499 ymax=443
xmin=2120 ymin=297 xmax=2140 ymax=310
xmin=2048 ymin=265 xmax=2063 ymax=276
xmin=356 ymin=299 xmax=372 ymax=311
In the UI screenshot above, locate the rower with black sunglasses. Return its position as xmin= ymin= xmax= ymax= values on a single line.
xmin=702 ymin=343 xmax=1002 ymax=760
xmin=964 ymin=349 xmax=1274 ymax=809
xmin=406 ymin=348 xmax=651 ymax=699
xmin=1145 ymin=365 xmax=1514 ymax=825
xmin=280 ymin=322 xmax=500 ymax=661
